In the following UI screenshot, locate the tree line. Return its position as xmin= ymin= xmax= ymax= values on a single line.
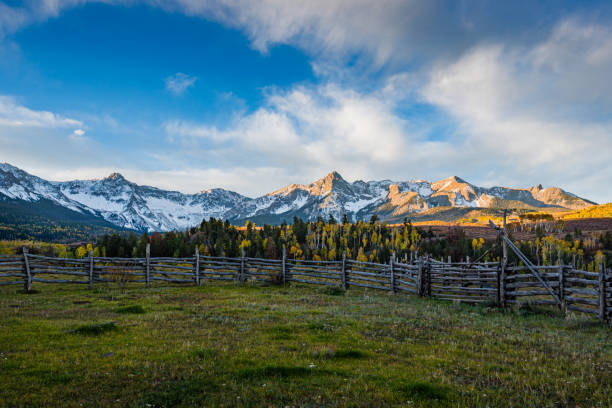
xmin=4 ymin=215 xmax=609 ymax=270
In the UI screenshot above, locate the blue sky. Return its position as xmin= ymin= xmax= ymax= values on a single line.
xmin=0 ymin=0 xmax=611 ymax=202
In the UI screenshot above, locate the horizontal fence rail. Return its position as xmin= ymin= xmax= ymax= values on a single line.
xmin=1 ymin=246 xmax=610 ymax=324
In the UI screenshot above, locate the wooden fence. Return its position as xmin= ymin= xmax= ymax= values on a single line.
xmin=1 ymin=247 xmax=610 ymax=324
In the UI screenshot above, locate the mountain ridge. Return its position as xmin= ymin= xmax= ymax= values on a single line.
xmin=0 ymin=163 xmax=597 ymax=232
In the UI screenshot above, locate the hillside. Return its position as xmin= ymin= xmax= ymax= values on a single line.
xmin=564 ymin=203 xmax=612 ymax=219
xmin=0 ymin=198 xmax=129 ymax=241
xmin=0 ymin=163 xmax=596 ymax=232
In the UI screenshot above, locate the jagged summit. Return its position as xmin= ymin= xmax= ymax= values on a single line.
xmin=0 ymin=163 xmax=597 ymax=231
xmin=104 ymin=172 xmax=126 ymax=182
xmin=308 ymin=171 xmax=351 ymax=195
xmin=325 ymin=170 xmax=344 ymax=180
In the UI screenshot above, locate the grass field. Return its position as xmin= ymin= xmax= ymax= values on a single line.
xmin=1 ymin=283 xmax=610 ymax=407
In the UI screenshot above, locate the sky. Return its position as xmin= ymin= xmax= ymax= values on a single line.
xmin=0 ymin=0 xmax=611 ymax=203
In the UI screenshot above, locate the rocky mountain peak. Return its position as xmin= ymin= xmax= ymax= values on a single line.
xmin=0 ymin=163 xmax=597 ymax=231
xmin=431 ymin=175 xmax=471 ymax=191
xmin=308 ymin=171 xmax=350 ymax=195
xmin=105 ymin=172 xmax=126 ymax=182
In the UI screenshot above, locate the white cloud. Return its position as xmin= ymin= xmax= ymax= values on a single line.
xmin=158 ymin=17 xmax=612 ymax=202
xmin=420 ymin=18 xmax=612 ymax=202
xmin=68 ymin=128 xmax=88 ymax=143
xmin=2 ymin=1 xmax=567 ymax=69
xmin=164 ymin=72 xmax=198 ymax=95
xmin=24 ymin=164 xmax=285 ymax=197
xmin=0 ymin=95 xmax=82 ymax=127
xmin=164 ymin=83 xmax=417 ymax=185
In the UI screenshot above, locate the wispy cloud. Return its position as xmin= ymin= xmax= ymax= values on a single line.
xmin=420 ymin=17 xmax=612 ymax=199
xmin=164 ymin=72 xmax=198 ymax=95
xmin=68 ymin=128 xmax=87 ymax=143
xmin=0 ymin=95 xmax=82 ymax=127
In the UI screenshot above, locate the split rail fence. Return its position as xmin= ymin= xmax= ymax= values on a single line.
xmin=1 ymin=246 xmax=610 ymax=324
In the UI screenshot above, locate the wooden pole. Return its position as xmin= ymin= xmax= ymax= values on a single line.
xmin=89 ymin=250 xmax=94 ymax=289
xmin=496 ymin=262 xmax=501 ymax=305
xmin=194 ymin=246 xmax=200 ymax=286
xmin=240 ymin=247 xmax=246 ymax=283
xmin=558 ymin=250 xmax=565 ymax=314
xmin=417 ymin=258 xmax=424 ymax=297
xmin=341 ymin=250 xmax=347 ymax=290
xmin=282 ymin=246 xmax=287 ymax=284
xmin=22 ymin=247 xmax=31 ymax=292
xmin=599 ymin=263 xmax=606 ymax=324
xmin=500 ymin=211 xmax=507 ymax=307
xmin=145 ymin=243 xmax=150 ymax=288
xmin=426 ymin=256 xmax=431 ymax=297
xmin=390 ymin=252 xmax=396 ymax=293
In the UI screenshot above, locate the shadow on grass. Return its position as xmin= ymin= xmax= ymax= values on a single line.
xmin=393 ymin=380 xmax=451 ymax=402
xmin=319 ymin=286 xmax=346 ymax=296
xmin=141 ymin=378 xmax=217 ymax=407
xmin=235 ymin=365 xmax=338 ymax=380
xmin=334 ymin=349 xmax=367 ymax=359
xmin=16 ymin=289 xmax=40 ymax=295
xmin=115 ymin=305 xmax=146 ymax=314
xmin=312 ymin=347 xmax=368 ymax=359
xmin=515 ymin=303 xmax=564 ymax=318
xmin=69 ymin=322 xmax=117 ymax=335
xmin=23 ymin=369 xmax=74 ymax=385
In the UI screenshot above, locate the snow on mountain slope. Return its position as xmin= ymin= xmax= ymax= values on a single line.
xmin=0 ymin=163 xmax=597 ymax=231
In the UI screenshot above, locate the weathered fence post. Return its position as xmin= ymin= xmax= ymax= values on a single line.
xmin=341 ymin=250 xmax=348 ymax=290
xmin=606 ymin=267 xmax=611 ymax=325
xmin=194 ymin=246 xmax=200 ymax=286
xmin=558 ymin=255 xmax=566 ymax=314
xmin=145 ymin=243 xmax=150 ymax=288
xmin=89 ymin=250 xmax=94 ymax=289
xmin=417 ymin=257 xmax=424 ymax=297
xmin=496 ymin=262 xmax=501 ymax=305
xmin=22 ymin=247 xmax=31 ymax=292
xmin=390 ymin=252 xmax=396 ymax=293
xmin=500 ymin=213 xmax=508 ymax=307
xmin=426 ymin=256 xmax=432 ymax=297
xmin=499 ymin=261 xmax=506 ymax=307
xmin=282 ymin=246 xmax=287 ymax=284
xmin=240 ymin=247 xmax=246 ymax=283
xmin=599 ymin=263 xmax=607 ymax=324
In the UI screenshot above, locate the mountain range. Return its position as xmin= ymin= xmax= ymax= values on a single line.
xmin=0 ymin=163 xmax=596 ymax=233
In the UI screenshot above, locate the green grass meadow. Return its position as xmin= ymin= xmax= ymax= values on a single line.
xmin=0 ymin=282 xmax=610 ymax=407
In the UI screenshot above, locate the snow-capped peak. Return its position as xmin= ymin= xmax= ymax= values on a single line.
xmin=0 ymin=163 xmax=597 ymax=231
